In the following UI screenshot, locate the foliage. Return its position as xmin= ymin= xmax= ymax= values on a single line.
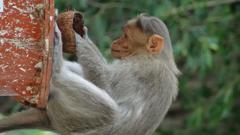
xmin=2 ymin=0 xmax=240 ymax=135
xmin=2 ymin=130 xmax=56 ymax=135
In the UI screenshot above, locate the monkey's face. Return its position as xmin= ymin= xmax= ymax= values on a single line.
xmin=111 ymin=33 xmax=135 ymax=59
xmin=111 ymin=19 xmax=164 ymax=59
xmin=111 ymin=22 xmax=148 ymax=59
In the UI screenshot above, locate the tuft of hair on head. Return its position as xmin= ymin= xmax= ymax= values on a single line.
xmin=136 ymin=13 xmax=170 ymax=39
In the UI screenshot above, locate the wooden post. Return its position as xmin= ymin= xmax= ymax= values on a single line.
xmin=0 ymin=0 xmax=54 ymax=108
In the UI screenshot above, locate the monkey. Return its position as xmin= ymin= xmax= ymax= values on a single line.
xmin=0 ymin=14 xmax=180 ymax=135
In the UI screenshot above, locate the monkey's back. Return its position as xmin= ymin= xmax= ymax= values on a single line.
xmin=89 ymin=60 xmax=178 ymax=135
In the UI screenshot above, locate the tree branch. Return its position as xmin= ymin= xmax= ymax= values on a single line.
xmin=164 ymin=0 xmax=240 ymax=17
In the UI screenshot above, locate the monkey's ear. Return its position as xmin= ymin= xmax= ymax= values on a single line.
xmin=146 ymin=34 xmax=164 ymax=54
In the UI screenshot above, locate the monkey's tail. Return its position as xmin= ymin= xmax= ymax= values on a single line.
xmin=0 ymin=108 xmax=51 ymax=133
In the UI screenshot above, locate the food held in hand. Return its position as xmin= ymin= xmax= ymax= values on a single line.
xmin=57 ymin=11 xmax=85 ymax=54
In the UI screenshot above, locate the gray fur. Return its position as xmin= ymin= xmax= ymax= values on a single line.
xmin=0 ymin=15 xmax=179 ymax=135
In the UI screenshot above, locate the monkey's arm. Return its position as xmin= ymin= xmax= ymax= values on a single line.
xmin=74 ymin=29 xmax=110 ymax=88
xmin=81 ymin=27 xmax=107 ymax=63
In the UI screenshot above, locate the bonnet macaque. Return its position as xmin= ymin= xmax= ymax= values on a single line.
xmin=0 ymin=14 xmax=180 ymax=135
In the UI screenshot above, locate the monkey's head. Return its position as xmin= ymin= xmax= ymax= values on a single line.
xmin=111 ymin=15 xmax=163 ymax=59
xmin=111 ymin=14 xmax=180 ymax=75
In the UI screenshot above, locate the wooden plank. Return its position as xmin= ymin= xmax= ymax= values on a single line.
xmin=0 ymin=0 xmax=54 ymax=108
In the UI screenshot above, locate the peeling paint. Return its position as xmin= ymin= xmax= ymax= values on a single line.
xmin=29 ymin=14 xmax=35 ymax=20
xmin=0 ymin=30 xmax=8 ymax=36
xmin=50 ymin=16 xmax=53 ymax=21
xmin=19 ymin=68 xmax=26 ymax=72
xmin=26 ymin=86 xmax=32 ymax=90
xmin=45 ymin=39 xmax=49 ymax=52
xmin=0 ymin=38 xmax=40 ymax=49
xmin=28 ymin=94 xmax=39 ymax=104
xmin=34 ymin=62 xmax=43 ymax=70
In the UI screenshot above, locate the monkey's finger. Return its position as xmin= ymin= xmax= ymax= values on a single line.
xmin=54 ymin=22 xmax=61 ymax=39
xmin=54 ymin=24 xmax=63 ymax=49
xmin=54 ymin=9 xmax=59 ymax=19
xmin=74 ymin=32 xmax=84 ymax=45
xmin=83 ymin=26 xmax=88 ymax=39
xmin=83 ymin=26 xmax=95 ymax=45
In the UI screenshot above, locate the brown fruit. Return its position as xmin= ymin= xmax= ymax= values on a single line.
xmin=57 ymin=11 xmax=84 ymax=54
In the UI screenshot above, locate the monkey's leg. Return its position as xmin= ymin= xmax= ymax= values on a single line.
xmin=49 ymin=69 xmax=119 ymax=133
xmin=62 ymin=60 xmax=84 ymax=77
xmin=0 ymin=109 xmax=51 ymax=133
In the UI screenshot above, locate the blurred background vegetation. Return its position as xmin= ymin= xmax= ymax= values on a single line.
xmin=1 ymin=0 xmax=240 ymax=135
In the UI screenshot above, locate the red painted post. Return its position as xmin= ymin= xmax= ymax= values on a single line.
xmin=0 ymin=0 xmax=54 ymax=108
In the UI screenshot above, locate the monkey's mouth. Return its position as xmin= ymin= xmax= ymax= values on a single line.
xmin=111 ymin=48 xmax=130 ymax=53
xmin=111 ymin=49 xmax=123 ymax=59
xmin=111 ymin=49 xmax=121 ymax=53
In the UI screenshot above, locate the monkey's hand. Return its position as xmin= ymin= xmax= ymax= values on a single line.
xmin=53 ymin=23 xmax=64 ymax=75
xmin=54 ymin=22 xmax=62 ymax=48
xmin=75 ymin=26 xmax=93 ymax=46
